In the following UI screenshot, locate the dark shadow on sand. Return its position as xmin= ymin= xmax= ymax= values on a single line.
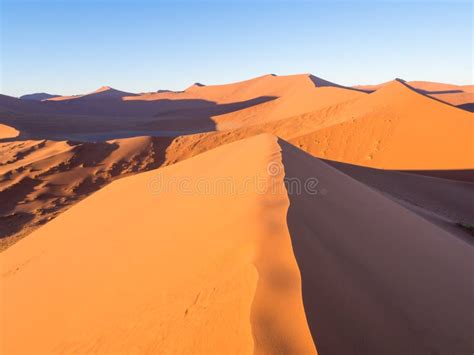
xmin=0 ymin=96 xmax=277 ymax=142
xmin=279 ymin=139 xmax=474 ymax=355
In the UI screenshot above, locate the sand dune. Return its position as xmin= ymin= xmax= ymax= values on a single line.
xmin=0 ymin=74 xmax=366 ymax=139
xmin=0 ymin=134 xmax=315 ymax=354
xmin=19 ymin=93 xmax=60 ymax=101
xmin=47 ymin=86 xmax=136 ymax=101
xmin=1 ymin=73 xmax=473 ymax=354
xmin=0 ymin=136 xmax=173 ymax=249
xmin=211 ymin=74 xmax=365 ymax=130
xmin=3 ymin=73 xmax=471 ymax=254
xmin=408 ymin=81 xmax=474 ymax=93
xmin=2 ymin=134 xmax=472 ymax=354
xmin=0 ymin=124 xmax=19 ymax=139
xmin=153 ymin=79 xmax=473 ymax=170
xmin=355 ymin=80 xmax=474 ymax=112
xmin=4 ymin=74 xmax=471 ymax=149
xmin=289 ymin=80 xmax=474 ymax=169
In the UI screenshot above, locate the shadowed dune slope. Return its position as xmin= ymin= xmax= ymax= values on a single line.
xmin=0 ymin=134 xmax=316 ymax=355
xmin=280 ymin=140 xmax=474 ymax=355
xmin=324 ymin=159 xmax=474 ymax=238
xmin=47 ymin=86 xmax=137 ymax=101
xmin=407 ymin=81 xmax=473 ymax=111
xmin=19 ymin=93 xmax=60 ymax=101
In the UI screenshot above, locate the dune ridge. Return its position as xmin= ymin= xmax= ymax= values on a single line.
xmin=2 ymin=134 xmax=472 ymax=354
xmin=0 ymin=134 xmax=316 ymax=354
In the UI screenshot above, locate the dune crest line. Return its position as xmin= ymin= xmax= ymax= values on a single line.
xmin=249 ymin=134 xmax=316 ymax=354
xmin=1 ymin=133 xmax=316 ymax=354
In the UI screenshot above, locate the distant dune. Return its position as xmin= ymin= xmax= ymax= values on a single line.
xmin=19 ymin=93 xmax=60 ymax=101
xmin=47 ymin=86 xmax=137 ymax=101
xmin=289 ymin=80 xmax=474 ymax=169
xmin=0 ymin=123 xmax=19 ymax=139
xmin=355 ymin=80 xmax=474 ymax=112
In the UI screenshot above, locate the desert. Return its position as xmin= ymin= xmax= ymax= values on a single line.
xmin=1 ymin=1 xmax=473 ymax=353
xmin=0 ymin=72 xmax=473 ymax=354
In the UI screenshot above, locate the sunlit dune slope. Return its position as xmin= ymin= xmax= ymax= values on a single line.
xmin=355 ymin=80 xmax=474 ymax=112
xmin=211 ymin=74 xmax=365 ymax=129
xmin=289 ymin=80 xmax=474 ymax=169
xmin=0 ymin=124 xmax=19 ymax=139
xmin=0 ymin=134 xmax=316 ymax=354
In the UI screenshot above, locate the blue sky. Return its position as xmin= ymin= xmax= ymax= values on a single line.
xmin=1 ymin=0 xmax=472 ymax=97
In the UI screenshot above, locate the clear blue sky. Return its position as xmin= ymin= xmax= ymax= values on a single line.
xmin=1 ymin=0 xmax=472 ymax=97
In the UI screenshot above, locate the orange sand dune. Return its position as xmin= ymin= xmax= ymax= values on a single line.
xmin=2 ymin=134 xmax=472 ymax=354
xmin=0 ymin=124 xmax=19 ymax=139
xmin=408 ymin=80 xmax=474 ymax=93
xmin=0 ymin=74 xmax=367 ymax=139
xmin=130 ymin=74 xmax=366 ymax=128
xmin=289 ymin=80 xmax=474 ymax=169
xmin=0 ymin=134 xmax=315 ymax=354
xmin=355 ymin=80 xmax=474 ymax=112
xmin=155 ymin=80 xmax=473 ymax=170
xmin=211 ymin=75 xmax=365 ymax=129
xmin=408 ymin=81 xmax=473 ymax=111
xmin=355 ymin=79 xmax=473 ymax=94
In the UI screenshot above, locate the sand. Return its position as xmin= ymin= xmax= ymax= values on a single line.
xmin=2 ymin=134 xmax=472 ymax=354
xmin=1 ymin=74 xmax=472 ymax=249
xmin=280 ymin=140 xmax=473 ymax=354
xmin=288 ymin=80 xmax=474 ymax=169
xmin=1 ymin=73 xmax=473 ymax=354
xmin=0 ymin=136 xmax=173 ymax=249
xmin=0 ymin=124 xmax=19 ymax=139
xmin=1 ymin=74 xmax=365 ymax=139
xmin=0 ymin=134 xmax=315 ymax=354
xmin=355 ymin=80 xmax=474 ymax=112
